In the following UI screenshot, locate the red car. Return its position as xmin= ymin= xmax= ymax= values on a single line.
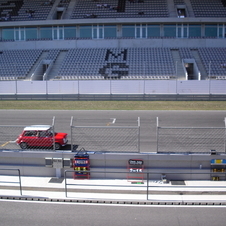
xmin=16 ymin=125 xmax=68 ymax=150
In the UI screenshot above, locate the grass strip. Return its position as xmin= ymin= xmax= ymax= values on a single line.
xmin=0 ymin=101 xmax=226 ymax=110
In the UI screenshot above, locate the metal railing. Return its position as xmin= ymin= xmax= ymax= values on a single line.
xmin=64 ymin=170 xmax=226 ymax=200
xmin=0 ymin=169 xmax=22 ymax=195
xmin=0 ymin=170 xmax=225 ymax=200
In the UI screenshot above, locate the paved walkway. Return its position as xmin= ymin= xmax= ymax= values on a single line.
xmin=0 ymin=176 xmax=226 ymax=205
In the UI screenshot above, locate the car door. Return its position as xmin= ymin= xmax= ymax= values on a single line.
xmin=23 ymin=130 xmax=38 ymax=147
xmin=37 ymin=130 xmax=54 ymax=147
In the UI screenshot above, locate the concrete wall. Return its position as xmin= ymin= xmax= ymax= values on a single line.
xmin=0 ymin=150 xmax=224 ymax=181
xmin=0 ymin=80 xmax=226 ymax=95
xmin=1 ymin=38 xmax=225 ymax=50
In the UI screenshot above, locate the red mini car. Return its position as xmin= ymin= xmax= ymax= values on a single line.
xmin=16 ymin=125 xmax=68 ymax=150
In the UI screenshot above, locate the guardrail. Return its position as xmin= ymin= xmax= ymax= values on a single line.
xmin=64 ymin=170 xmax=226 ymax=200
xmin=0 ymin=169 xmax=22 ymax=195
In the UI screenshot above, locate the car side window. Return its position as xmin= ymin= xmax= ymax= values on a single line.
xmin=47 ymin=130 xmax=53 ymax=137
xmin=38 ymin=130 xmax=53 ymax=137
xmin=39 ymin=131 xmax=47 ymax=137
xmin=24 ymin=131 xmax=37 ymax=136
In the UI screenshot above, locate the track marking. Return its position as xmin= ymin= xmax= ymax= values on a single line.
xmin=1 ymin=199 xmax=226 ymax=208
xmin=1 ymin=140 xmax=16 ymax=147
xmin=106 ymin=118 xmax=116 ymax=126
xmin=1 ymin=141 xmax=9 ymax=147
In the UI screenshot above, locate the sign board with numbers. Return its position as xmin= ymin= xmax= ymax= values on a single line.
xmin=127 ymin=159 xmax=144 ymax=182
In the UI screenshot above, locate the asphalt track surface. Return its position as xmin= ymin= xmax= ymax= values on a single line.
xmin=1 ymin=200 xmax=226 ymax=226
xmin=0 ymin=110 xmax=226 ymax=152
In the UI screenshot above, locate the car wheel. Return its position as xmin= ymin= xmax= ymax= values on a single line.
xmin=55 ymin=143 xmax=61 ymax=150
xmin=20 ymin=142 xmax=28 ymax=149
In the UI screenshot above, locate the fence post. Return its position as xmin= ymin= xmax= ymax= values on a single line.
xmin=110 ymin=77 xmax=112 ymax=96
xmin=46 ymin=80 xmax=48 ymax=99
xmin=52 ymin=116 xmax=55 ymax=151
xmin=224 ymin=117 xmax=226 ymax=153
xmin=138 ymin=117 xmax=140 ymax=153
xmin=64 ymin=170 xmax=68 ymax=197
xmin=0 ymin=169 xmax=22 ymax=195
xmin=146 ymin=172 xmax=149 ymax=200
xmin=78 ymin=76 xmax=80 ymax=98
xmin=70 ymin=116 xmax=74 ymax=152
xmin=18 ymin=169 xmax=22 ymax=196
xmin=156 ymin=117 xmax=159 ymax=153
xmin=15 ymin=79 xmax=18 ymax=100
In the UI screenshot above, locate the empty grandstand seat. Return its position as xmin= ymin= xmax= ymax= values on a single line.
xmin=70 ymin=0 xmax=168 ymax=19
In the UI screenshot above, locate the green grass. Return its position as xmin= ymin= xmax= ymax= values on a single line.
xmin=1 ymin=100 xmax=226 ymax=110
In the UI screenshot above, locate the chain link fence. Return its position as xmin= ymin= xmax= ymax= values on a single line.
xmin=157 ymin=124 xmax=226 ymax=153
xmin=71 ymin=118 xmax=140 ymax=152
xmin=0 ymin=125 xmax=56 ymax=151
xmin=0 ymin=126 xmax=24 ymax=150
xmin=0 ymin=117 xmax=56 ymax=151
xmin=1 ymin=117 xmax=140 ymax=152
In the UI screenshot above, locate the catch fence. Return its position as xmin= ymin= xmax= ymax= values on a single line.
xmin=70 ymin=117 xmax=140 ymax=152
xmin=156 ymin=117 xmax=226 ymax=153
xmin=0 ymin=117 xmax=55 ymax=151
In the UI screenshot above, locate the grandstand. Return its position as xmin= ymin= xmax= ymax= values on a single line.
xmin=0 ymin=0 xmax=226 ymax=84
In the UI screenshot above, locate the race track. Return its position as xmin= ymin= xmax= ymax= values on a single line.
xmin=0 ymin=110 xmax=226 ymax=152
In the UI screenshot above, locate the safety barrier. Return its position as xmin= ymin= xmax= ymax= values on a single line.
xmin=0 ymin=80 xmax=226 ymax=98
xmin=0 ymin=169 xmax=22 ymax=195
xmin=64 ymin=170 xmax=226 ymax=200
